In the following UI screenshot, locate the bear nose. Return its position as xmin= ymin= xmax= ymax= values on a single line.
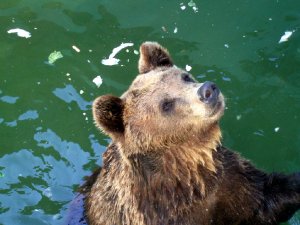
xmin=197 ymin=81 xmax=220 ymax=104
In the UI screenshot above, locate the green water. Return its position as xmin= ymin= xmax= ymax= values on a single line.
xmin=0 ymin=0 xmax=300 ymax=224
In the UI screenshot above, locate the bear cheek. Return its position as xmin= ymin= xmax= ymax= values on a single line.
xmin=183 ymin=99 xmax=213 ymax=125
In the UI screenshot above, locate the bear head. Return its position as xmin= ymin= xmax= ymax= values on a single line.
xmin=92 ymin=42 xmax=225 ymax=157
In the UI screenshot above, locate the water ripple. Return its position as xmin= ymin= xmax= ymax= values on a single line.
xmin=18 ymin=110 xmax=39 ymax=121
xmin=0 ymin=96 xmax=19 ymax=104
xmin=53 ymin=85 xmax=92 ymax=111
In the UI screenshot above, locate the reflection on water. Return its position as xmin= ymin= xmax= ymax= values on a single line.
xmin=53 ymin=85 xmax=92 ymax=111
xmin=0 ymin=0 xmax=300 ymax=224
xmin=0 ymin=127 xmax=103 ymax=224
xmin=0 ymin=95 xmax=19 ymax=104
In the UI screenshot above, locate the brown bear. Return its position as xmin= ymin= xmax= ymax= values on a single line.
xmin=66 ymin=42 xmax=300 ymax=225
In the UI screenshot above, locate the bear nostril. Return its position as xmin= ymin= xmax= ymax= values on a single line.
xmin=198 ymin=81 xmax=220 ymax=104
xmin=211 ymin=84 xmax=217 ymax=91
xmin=205 ymin=90 xmax=212 ymax=99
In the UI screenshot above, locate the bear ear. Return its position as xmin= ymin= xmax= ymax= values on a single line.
xmin=138 ymin=42 xmax=173 ymax=74
xmin=92 ymin=95 xmax=124 ymax=138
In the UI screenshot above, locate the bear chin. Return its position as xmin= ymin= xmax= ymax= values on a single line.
xmin=208 ymin=99 xmax=224 ymax=118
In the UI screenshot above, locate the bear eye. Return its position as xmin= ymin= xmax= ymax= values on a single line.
xmin=181 ymin=73 xmax=195 ymax=83
xmin=160 ymin=99 xmax=175 ymax=113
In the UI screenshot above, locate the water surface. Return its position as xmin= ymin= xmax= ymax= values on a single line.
xmin=0 ymin=0 xmax=300 ymax=224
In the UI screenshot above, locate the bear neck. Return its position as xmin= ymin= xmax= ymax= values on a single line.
xmin=87 ymin=124 xmax=222 ymax=225
xmin=125 ymin=124 xmax=222 ymax=223
xmin=127 ymin=122 xmax=222 ymax=173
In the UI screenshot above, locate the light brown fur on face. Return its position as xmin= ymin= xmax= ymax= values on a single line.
xmin=121 ymin=67 xmax=224 ymax=154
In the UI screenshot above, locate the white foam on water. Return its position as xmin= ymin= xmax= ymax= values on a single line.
xmin=278 ymin=31 xmax=294 ymax=43
xmin=93 ymin=76 xmax=103 ymax=88
xmin=7 ymin=28 xmax=31 ymax=38
xmin=101 ymin=43 xmax=134 ymax=66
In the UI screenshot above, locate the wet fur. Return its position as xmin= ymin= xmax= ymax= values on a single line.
xmin=81 ymin=143 xmax=300 ymax=225
xmin=67 ymin=42 xmax=300 ymax=225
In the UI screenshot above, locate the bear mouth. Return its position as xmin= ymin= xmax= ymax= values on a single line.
xmin=209 ymin=100 xmax=224 ymax=117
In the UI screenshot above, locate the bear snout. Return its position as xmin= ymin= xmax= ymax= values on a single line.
xmin=197 ymin=81 xmax=220 ymax=106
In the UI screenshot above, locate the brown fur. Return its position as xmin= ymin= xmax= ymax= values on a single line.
xmin=138 ymin=42 xmax=173 ymax=74
xmin=78 ymin=42 xmax=300 ymax=225
xmin=92 ymin=95 xmax=124 ymax=138
xmin=86 ymin=128 xmax=222 ymax=225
